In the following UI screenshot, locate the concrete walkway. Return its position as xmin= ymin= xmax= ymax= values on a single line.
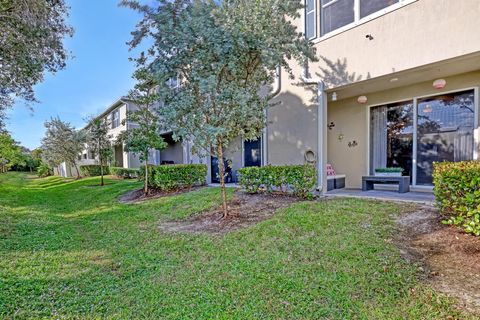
xmin=325 ymin=188 xmax=435 ymax=205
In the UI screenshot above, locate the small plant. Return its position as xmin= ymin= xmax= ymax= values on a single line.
xmin=374 ymin=167 xmax=403 ymax=173
xmin=37 ymin=163 xmax=52 ymax=177
xmin=433 ymin=161 xmax=480 ymax=236
xmin=110 ymin=167 xmax=139 ymax=179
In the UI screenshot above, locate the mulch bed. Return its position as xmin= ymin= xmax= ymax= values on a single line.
xmin=395 ymin=206 xmax=480 ymax=314
xmin=158 ymin=190 xmax=301 ymax=235
xmin=119 ymin=186 xmax=203 ymax=203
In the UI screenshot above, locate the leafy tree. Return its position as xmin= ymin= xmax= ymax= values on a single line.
xmin=41 ymin=117 xmax=84 ymax=179
xmin=0 ymin=0 xmax=73 ymax=128
xmin=118 ymin=70 xmax=166 ymax=194
xmin=86 ymin=117 xmax=113 ymax=186
xmin=122 ymin=0 xmax=315 ymax=217
xmin=0 ymin=132 xmax=23 ymax=173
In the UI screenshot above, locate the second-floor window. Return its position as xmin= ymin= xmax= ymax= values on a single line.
xmin=111 ymin=109 xmax=120 ymax=129
xmin=306 ymin=0 xmax=404 ymax=38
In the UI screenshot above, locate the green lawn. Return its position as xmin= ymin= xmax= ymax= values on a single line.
xmin=0 ymin=172 xmax=470 ymax=319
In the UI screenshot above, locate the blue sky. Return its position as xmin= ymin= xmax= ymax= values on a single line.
xmin=6 ymin=0 xmax=144 ymax=150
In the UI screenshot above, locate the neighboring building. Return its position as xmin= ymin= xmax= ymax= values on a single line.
xmin=221 ymin=0 xmax=480 ymax=192
xmin=57 ymin=97 xmax=197 ymax=177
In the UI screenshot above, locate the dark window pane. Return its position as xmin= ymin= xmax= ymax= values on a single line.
xmin=321 ymin=0 xmax=354 ymax=35
xmin=306 ymin=12 xmax=316 ymax=39
xmin=370 ymin=101 xmax=413 ymax=181
xmin=360 ymin=0 xmax=399 ymax=18
xmin=307 ymin=0 xmax=315 ymax=11
xmin=416 ymin=90 xmax=475 ymax=185
xmin=305 ymin=0 xmax=316 ymax=39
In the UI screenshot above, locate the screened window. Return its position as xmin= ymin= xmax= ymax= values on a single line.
xmin=360 ymin=0 xmax=399 ymax=18
xmin=305 ymin=0 xmax=317 ymax=39
xmin=321 ymin=0 xmax=354 ymax=36
xmin=111 ymin=109 xmax=120 ymax=129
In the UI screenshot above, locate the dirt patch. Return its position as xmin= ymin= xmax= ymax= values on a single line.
xmin=119 ymin=186 xmax=203 ymax=203
xmin=396 ymin=206 xmax=480 ymax=314
xmin=158 ymin=191 xmax=300 ymax=235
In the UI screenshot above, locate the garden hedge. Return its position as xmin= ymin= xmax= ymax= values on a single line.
xmin=79 ymin=165 xmax=110 ymax=177
xmin=110 ymin=167 xmax=139 ymax=179
xmin=140 ymin=164 xmax=208 ymax=191
xmin=433 ymin=161 xmax=480 ymax=236
xmin=238 ymin=165 xmax=316 ymax=198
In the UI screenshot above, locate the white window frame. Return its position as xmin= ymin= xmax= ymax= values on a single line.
xmin=366 ymin=86 xmax=479 ymax=188
xmin=307 ymin=0 xmax=418 ymax=43
xmin=305 ymin=0 xmax=317 ymax=40
xmin=111 ymin=109 xmax=120 ymax=129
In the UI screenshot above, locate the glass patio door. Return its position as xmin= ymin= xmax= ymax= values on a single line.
xmin=415 ymin=90 xmax=475 ymax=185
xmin=370 ymin=101 xmax=414 ymax=179
xmin=370 ymin=89 xmax=477 ymax=186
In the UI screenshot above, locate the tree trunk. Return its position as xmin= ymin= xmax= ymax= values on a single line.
xmin=217 ymin=140 xmax=228 ymax=218
xmin=74 ymin=162 xmax=81 ymax=179
xmin=100 ymin=157 xmax=104 ymax=186
xmin=144 ymin=152 xmax=149 ymax=195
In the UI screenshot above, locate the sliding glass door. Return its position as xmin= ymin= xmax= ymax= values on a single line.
xmin=370 ymin=89 xmax=476 ymax=186
xmin=416 ymin=90 xmax=475 ymax=185
xmin=370 ymin=101 xmax=414 ymax=179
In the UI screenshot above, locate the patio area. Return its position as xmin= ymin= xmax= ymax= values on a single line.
xmin=325 ymin=188 xmax=435 ymax=205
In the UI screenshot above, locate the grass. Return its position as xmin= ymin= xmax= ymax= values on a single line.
xmin=0 ymin=172 xmax=471 ymax=319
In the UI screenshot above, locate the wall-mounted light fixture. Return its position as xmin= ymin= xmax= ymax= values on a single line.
xmin=433 ymin=79 xmax=446 ymax=89
xmin=365 ymin=34 xmax=374 ymax=40
xmin=332 ymin=92 xmax=337 ymax=101
xmin=357 ymin=96 xmax=368 ymax=104
xmin=327 ymin=121 xmax=335 ymax=130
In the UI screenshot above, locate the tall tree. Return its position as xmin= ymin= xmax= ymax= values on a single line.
xmin=121 ymin=0 xmax=316 ymax=217
xmin=41 ymin=117 xmax=84 ymax=179
xmin=0 ymin=132 xmax=23 ymax=173
xmin=0 ymin=0 xmax=73 ymax=128
xmin=118 ymin=69 xmax=166 ymax=195
xmin=86 ymin=117 xmax=113 ymax=186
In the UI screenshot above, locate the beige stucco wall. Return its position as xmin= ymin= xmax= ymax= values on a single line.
xmin=303 ymin=0 xmax=480 ymax=88
xmin=327 ymin=71 xmax=480 ymax=188
xmin=160 ymin=141 xmax=184 ymax=164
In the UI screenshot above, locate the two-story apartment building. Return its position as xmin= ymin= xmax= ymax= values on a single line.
xmin=220 ymin=0 xmax=480 ymax=193
xmin=57 ymin=97 xmax=194 ymax=177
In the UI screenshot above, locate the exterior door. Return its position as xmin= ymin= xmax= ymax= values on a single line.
xmin=416 ymin=90 xmax=475 ymax=185
xmin=244 ymin=138 xmax=262 ymax=167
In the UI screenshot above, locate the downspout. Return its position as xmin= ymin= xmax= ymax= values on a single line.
xmin=264 ymin=66 xmax=282 ymax=166
xmin=301 ymin=67 xmax=327 ymax=195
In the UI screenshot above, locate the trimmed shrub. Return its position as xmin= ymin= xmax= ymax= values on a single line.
xmin=37 ymin=163 xmax=52 ymax=177
xmin=433 ymin=161 xmax=480 ymax=236
xmin=79 ymin=165 xmax=110 ymax=177
xmin=139 ymin=164 xmax=207 ymax=191
xmin=238 ymin=165 xmax=316 ymax=199
xmin=110 ymin=167 xmax=139 ymax=179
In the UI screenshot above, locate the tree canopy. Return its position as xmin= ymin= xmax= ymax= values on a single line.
xmin=41 ymin=117 xmax=84 ymax=179
xmin=0 ymin=131 xmax=23 ymax=173
xmin=122 ymin=0 xmax=316 ymax=216
xmin=118 ymin=69 xmax=167 ymax=194
xmin=0 ymin=0 xmax=73 ymax=128
xmin=86 ymin=117 xmax=113 ymax=186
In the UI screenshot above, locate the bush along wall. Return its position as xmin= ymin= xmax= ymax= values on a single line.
xmin=139 ymin=164 xmax=208 ymax=191
xmin=110 ymin=167 xmax=139 ymax=179
xmin=433 ymin=161 xmax=480 ymax=236
xmin=79 ymin=165 xmax=110 ymax=177
xmin=238 ymin=165 xmax=317 ymax=199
